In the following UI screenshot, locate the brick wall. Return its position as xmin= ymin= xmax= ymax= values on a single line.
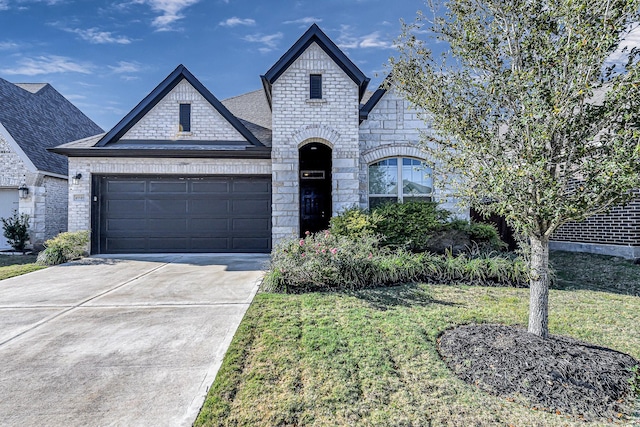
xmin=358 ymin=88 xmax=469 ymax=219
xmin=122 ymin=79 xmax=246 ymax=141
xmin=271 ymin=42 xmax=361 ymax=243
xmin=552 ymin=193 xmax=640 ymax=246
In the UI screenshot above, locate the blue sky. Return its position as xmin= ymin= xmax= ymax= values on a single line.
xmin=0 ymin=0 xmax=427 ymax=130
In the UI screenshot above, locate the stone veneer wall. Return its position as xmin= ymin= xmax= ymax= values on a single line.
xmin=271 ymin=42 xmax=361 ymax=244
xmin=122 ymin=79 xmax=246 ymax=141
xmin=67 ymin=157 xmax=272 ymax=245
xmin=0 ymin=131 xmax=66 ymax=247
xmin=43 ymin=176 xmax=68 ymax=241
xmin=358 ymin=88 xmax=468 ymax=219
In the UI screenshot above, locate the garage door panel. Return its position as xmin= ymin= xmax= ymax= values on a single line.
xmin=107 ymin=200 xmax=146 ymax=215
xmin=189 ymin=199 xmax=230 ymax=215
xmin=147 ymin=200 xmax=188 ymax=214
xmin=232 ymin=199 xmax=270 ymax=214
xmin=107 ymin=181 xmax=146 ymax=193
xmin=149 ymin=181 xmax=188 ymax=193
xmin=189 ymin=218 xmax=229 ymax=232
xmin=97 ymin=175 xmax=271 ymax=253
xmin=191 ymin=181 xmax=229 ymax=193
xmin=233 ymin=180 xmax=270 ymax=193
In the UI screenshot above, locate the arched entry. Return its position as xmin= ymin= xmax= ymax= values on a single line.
xmin=299 ymin=142 xmax=332 ymax=235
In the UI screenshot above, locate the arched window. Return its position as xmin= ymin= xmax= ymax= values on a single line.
xmin=368 ymin=157 xmax=432 ymax=208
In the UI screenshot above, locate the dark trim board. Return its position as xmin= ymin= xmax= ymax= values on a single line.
xmin=49 ymin=147 xmax=271 ymax=159
xmin=91 ymin=174 xmax=272 ymax=254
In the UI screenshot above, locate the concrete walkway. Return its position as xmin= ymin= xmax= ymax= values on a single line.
xmin=0 ymin=253 xmax=268 ymax=427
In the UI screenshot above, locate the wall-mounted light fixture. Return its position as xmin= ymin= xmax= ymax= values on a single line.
xmin=18 ymin=184 xmax=29 ymax=199
xmin=72 ymin=173 xmax=82 ymax=185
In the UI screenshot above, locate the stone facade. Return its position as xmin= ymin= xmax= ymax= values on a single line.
xmin=0 ymin=131 xmax=67 ymax=248
xmin=67 ymin=157 xmax=271 ymax=233
xmin=123 ymin=80 xmax=246 ymax=142
xmin=358 ymin=88 xmax=468 ymax=219
xmin=271 ymin=42 xmax=361 ymax=243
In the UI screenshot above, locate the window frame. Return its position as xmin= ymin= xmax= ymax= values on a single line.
xmin=309 ymin=74 xmax=322 ymax=99
xmin=368 ymin=157 xmax=433 ymax=207
xmin=179 ymin=103 xmax=191 ymax=133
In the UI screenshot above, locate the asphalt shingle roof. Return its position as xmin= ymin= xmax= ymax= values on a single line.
xmin=0 ymin=78 xmax=103 ymax=176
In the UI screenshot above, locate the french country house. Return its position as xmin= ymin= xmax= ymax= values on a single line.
xmin=53 ymin=24 xmax=461 ymax=254
xmin=51 ymin=24 xmax=639 ymax=258
xmin=0 ymin=78 xmax=103 ymax=250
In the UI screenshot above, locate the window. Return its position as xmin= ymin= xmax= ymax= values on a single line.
xmin=368 ymin=157 xmax=432 ymax=208
xmin=310 ymin=74 xmax=322 ymax=99
xmin=179 ymin=103 xmax=191 ymax=132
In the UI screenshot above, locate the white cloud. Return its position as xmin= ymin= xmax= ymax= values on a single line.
xmin=66 ymin=27 xmax=132 ymax=44
xmin=283 ymin=17 xmax=321 ymax=26
xmin=109 ymin=61 xmax=142 ymax=73
xmin=0 ymin=55 xmax=93 ymax=75
xmin=338 ymin=25 xmax=392 ymax=50
xmin=606 ymin=24 xmax=640 ymax=68
xmin=243 ymin=32 xmax=283 ymax=53
xmin=133 ymin=0 xmax=200 ymax=31
xmin=0 ymin=0 xmax=9 ymax=10
xmin=0 ymin=41 xmax=19 ymax=50
xmin=219 ymin=17 xmax=255 ymax=27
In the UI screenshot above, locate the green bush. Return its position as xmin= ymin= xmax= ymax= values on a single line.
xmin=330 ymin=201 xmax=505 ymax=253
xmin=263 ymin=231 xmax=529 ymax=293
xmin=36 ymin=230 xmax=89 ymax=266
xmin=1 ymin=212 xmax=30 ymax=252
xmin=329 ymin=206 xmax=383 ymax=238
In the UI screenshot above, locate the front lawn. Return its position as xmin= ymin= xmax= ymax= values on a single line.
xmin=195 ymin=251 xmax=640 ymax=426
xmin=0 ymin=254 xmax=45 ymax=280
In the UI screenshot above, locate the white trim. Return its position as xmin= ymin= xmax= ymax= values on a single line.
xmin=0 ymin=122 xmax=37 ymax=173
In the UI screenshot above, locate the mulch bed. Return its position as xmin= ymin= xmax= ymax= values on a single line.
xmin=438 ymin=324 xmax=639 ymax=421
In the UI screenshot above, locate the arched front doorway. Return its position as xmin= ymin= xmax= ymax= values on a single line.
xmin=299 ymin=142 xmax=332 ymax=236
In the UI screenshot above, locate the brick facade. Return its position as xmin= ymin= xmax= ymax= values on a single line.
xmin=271 ymin=42 xmax=361 ymax=244
xmin=123 ymin=80 xmax=246 ymax=142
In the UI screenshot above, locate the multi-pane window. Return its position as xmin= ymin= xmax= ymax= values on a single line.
xmin=310 ymin=74 xmax=322 ymax=99
xmin=179 ymin=103 xmax=191 ymax=132
xmin=368 ymin=157 xmax=433 ymax=208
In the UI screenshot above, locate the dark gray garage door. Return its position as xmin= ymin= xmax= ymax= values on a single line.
xmin=93 ymin=175 xmax=271 ymax=254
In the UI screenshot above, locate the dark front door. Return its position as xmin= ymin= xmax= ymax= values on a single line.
xmin=92 ymin=175 xmax=271 ymax=254
xmin=299 ymin=143 xmax=332 ymax=236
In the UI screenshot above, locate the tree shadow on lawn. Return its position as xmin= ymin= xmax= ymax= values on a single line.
xmin=345 ymin=283 xmax=461 ymax=311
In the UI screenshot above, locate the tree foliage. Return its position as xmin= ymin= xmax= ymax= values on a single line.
xmin=392 ymin=0 xmax=640 ymax=337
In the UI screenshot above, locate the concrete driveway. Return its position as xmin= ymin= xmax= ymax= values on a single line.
xmin=0 ymin=253 xmax=268 ymax=427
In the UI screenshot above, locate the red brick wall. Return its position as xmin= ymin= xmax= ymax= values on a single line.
xmin=552 ymin=193 xmax=640 ymax=246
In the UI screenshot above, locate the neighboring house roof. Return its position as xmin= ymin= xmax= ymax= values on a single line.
xmin=360 ymin=75 xmax=391 ymax=122
xmin=261 ymin=24 xmax=370 ymax=107
xmin=96 ymin=64 xmax=265 ymax=148
xmin=0 ymin=78 xmax=103 ymax=176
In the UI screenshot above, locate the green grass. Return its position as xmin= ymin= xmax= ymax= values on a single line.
xmin=195 ymin=250 xmax=640 ymax=426
xmin=0 ymin=254 xmax=45 ymax=280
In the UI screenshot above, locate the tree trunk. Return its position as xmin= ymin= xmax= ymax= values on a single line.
xmin=528 ymin=235 xmax=550 ymax=338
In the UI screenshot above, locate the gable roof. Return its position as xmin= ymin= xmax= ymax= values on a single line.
xmin=261 ymin=24 xmax=370 ymax=107
xmin=96 ymin=64 xmax=264 ymax=147
xmin=0 ymin=78 xmax=103 ymax=176
xmin=359 ymin=74 xmax=392 ymax=122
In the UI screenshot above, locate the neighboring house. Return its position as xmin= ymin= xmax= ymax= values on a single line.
xmin=550 ymin=193 xmax=640 ymax=259
xmin=0 ymin=78 xmax=103 ymax=250
xmin=52 ymin=24 xmax=464 ymax=254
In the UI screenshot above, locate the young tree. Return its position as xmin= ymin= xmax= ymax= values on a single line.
xmin=392 ymin=0 xmax=640 ymax=337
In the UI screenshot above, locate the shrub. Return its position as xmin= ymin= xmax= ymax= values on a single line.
xmin=1 ymin=211 xmax=30 ymax=252
xmin=36 ymin=230 xmax=89 ymax=266
xmin=329 ymin=206 xmax=383 ymax=238
xmin=373 ymin=201 xmax=449 ymax=250
xmin=263 ymin=231 xmax=529 ymax=293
